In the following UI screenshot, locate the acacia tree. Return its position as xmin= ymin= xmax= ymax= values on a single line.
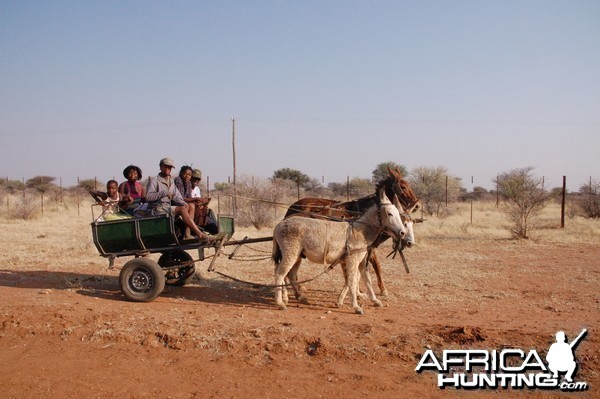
xmin=26 ymin=176 xmax=57 ymax=193
xmin=328 ymin=177 xmax=373 ymax=198
xmin=78 ymin=179 xmax=101 ymax=192
xmin=1 ymin=179 xmax=25 ymax=194
xmin=495 ymin=167 xmax=548 ymax=239
xmin=408 ymin=166 xmax=462 ymax=216
xmin=272 ymin=168 xmax=311 ymax=187
xmin=372 ymin=162 xmax=408 ymax=183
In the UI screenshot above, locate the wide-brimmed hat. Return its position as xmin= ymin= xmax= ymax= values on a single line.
xmin=122 ymin=165 xmax=142 ymax=179
xmin=192 ymin=169 xmax=202 ymax=179
xmin=160 ymin=157 xmax=175 ymax=167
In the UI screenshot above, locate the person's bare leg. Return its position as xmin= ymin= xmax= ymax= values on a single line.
xmin=176 ymin=206 xmax=208 ymax=240
xmin=187 ymin=202 xmax=196 ymax=220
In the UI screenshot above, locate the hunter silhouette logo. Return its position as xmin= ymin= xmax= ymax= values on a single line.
xmin=415 ymin=328 xmax=589 ymax=391
xmin=546 ymin=329 xmax=587 ymax=383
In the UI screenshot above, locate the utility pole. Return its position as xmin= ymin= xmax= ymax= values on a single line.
xmin=232 ymin=118 xmax=237 ymax=217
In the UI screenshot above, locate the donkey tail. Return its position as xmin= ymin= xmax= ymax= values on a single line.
xmin=272 ymin=238 xmax=282 ymax=264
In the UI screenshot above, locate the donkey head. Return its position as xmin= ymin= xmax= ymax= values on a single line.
xmin=385 ymin=166 xmax=421 ymax=213
xmin=392 ymin=194 xmax=424 ymax=248
xmin=378 ymin=188 xmax=407 ymax=239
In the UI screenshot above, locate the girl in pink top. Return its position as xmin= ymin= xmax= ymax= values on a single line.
xmin=118 ymin=165 xmax=146 ymax=215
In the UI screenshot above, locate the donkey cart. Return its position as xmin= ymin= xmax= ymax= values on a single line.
xmin=91 ymin=209 xmax=272 ymax=302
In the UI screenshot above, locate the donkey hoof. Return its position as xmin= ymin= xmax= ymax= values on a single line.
xmin=380 ymin=289 xmax=389 ymax=297
xmin=277 ymin=304 xmax=287 ymax=311
xmin=354 ymin=307 xmax=365 ymax=315
xmin=373 ymin=300 xmax=383 ymax=307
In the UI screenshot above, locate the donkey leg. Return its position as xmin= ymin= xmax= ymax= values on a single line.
xmin=346 ymin=258 xmax=364 ymax=315
xmin=370 ymin=251 xmax=388 ymax=297
xmin=274 ymin=272 xmax=288 ymax=310
xmin=356 ymin=254 xmax=369 ymax=299
xmin=288 ymin=259 xmax=310 ymax=305
xmin=359 ymin=258 xmax=383 ymax=307
xmin=283 ymin=276 xmax=291 ymax=305
xmin=274 ymin=254 xmax=300 ymax=310
xmin=336 ymin=262 xmax=350 ymax=308
xmin=339 ymin=258 xmax=367 ymax=303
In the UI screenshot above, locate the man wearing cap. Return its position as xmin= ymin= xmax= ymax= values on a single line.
xmin=146 ymin=157 xmax=211 ymax=243
xmin=191 ymin=169 xmax=203 ymax=199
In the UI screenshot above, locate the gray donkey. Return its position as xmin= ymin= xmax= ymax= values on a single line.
xmin=272 ymin=188 xmax=407 ymax=314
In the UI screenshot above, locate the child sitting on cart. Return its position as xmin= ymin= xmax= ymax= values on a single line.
xmin=89 ymin=180 xmax=131 ymax=221
xmin=191 ymin=168 xmax=219 ymax=234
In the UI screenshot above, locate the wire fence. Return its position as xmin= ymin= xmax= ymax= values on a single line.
xmin=1 ymin=174 xmax=598 ymax=226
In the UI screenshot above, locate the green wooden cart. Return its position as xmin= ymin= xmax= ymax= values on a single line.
xmin=90 ymin=203 xmax=274 ymax=302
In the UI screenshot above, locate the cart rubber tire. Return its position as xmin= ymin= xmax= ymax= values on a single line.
xmin=158 ymin=250 xmax=196 ymax=287
xmin=119 ymin=258 xmax=165 ymax=302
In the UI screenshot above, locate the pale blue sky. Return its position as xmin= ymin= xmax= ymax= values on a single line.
xmin=1 ymin=1 xmax=599 ymax=191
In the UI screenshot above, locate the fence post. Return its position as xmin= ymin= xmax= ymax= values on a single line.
xmin=346 ymin=176 xmax=350 ymax=200
xmin=470 ymin=198 xmax=473 ymax=225
xmin=590 ymin=176 xmax=593 ymax=211
xmin=445 ymin=175 xmax=448 ymax=207
xmin=496 ymin=176 xmax=499 ymax=208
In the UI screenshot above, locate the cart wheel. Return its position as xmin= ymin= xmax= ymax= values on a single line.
xmin=119 ymin=258 xmax=165 ymax=302
xmin=158 ymin=250 xmax=196 ymax=287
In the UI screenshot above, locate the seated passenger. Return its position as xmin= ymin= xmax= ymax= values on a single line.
xmin=191 ymin=169 xmax=218 ymax=234
xmin=145 ymin=157 xmax=211 ymax=243
xmin=90 ymin=180 xmax=130 ymax=221
xmin=174 ymin=165 xmax=197 ymax=224
xmin=118 ymin=165 xmax=146 ymax=216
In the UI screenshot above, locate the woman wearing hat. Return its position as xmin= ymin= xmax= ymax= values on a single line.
xmin=118 ymin=165 xmax=146 ymax=216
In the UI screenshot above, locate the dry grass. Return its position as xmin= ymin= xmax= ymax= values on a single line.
xmin=1 ymin=197 xmax=599 ymax=276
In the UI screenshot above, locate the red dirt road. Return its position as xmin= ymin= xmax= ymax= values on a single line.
xmin=1 ymin=239 xmax=598 ymax=398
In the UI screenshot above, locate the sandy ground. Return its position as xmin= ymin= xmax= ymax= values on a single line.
xmin=0 ymin=213 xmax=599 ymax=398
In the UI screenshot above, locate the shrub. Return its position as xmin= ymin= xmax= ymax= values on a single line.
xmin=11 ymin=194 xmax=39 ymax=220
xmin=496 ymin=167 xmax=549 ymax=239
xmin=578 ymin=180 xmax=600 ymax=218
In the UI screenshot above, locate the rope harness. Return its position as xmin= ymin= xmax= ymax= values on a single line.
xmin=206 ymin=200 xmax=410 ymax=288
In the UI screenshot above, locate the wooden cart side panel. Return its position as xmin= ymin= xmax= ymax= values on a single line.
xmin=218 ymin=216 xmax=235 ymax=238
xmin=93 ymin=220 xmax=142 ymax=255
xmin=92 ymin=215 xmax=178 ymax=256
xmin=138 ymin=217 xmax=179 ymax=248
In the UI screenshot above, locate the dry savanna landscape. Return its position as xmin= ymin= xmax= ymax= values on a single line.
xmin=1 ymin=196 xmax=599 ymax=398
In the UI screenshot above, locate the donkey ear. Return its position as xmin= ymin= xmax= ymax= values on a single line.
xmin=394 ymin=167 xmax=404 ymax=179
xmin=392 ymin=194 xmax=407 ymax=213
xmin=379 ymin=188 xmax=391 ymax=204
xmin=388 ymin=165 xmax=399 ymax=179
